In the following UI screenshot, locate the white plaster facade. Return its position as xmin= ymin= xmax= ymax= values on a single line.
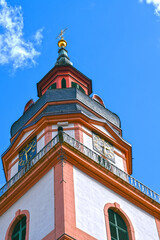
xmin=9 ymin=155 xmax=18 ymax=180
xmin=82 ymin=126 xmax=91 ymax=136
xmin=11 ymin=155 xmax=18 ymax=165
xmin=37 ymin=129 xmax=45 ymax=139
xmin=52 ymin=124 xmax=75 ymax=139
xmin=92 ymin=124 xmax=114 ymax=139
xmin=114 ymin=154 xmax=124 ymax=171
xmin=73 ymin=167 xmax=159 ymax=240
xmin=65 ymin=129 xmax=74 ymax=138
xmin=10 ymin=161 xmax=18 ymax=178
xmin=17 ymin=130 xmax=34 ymax=147
xmin=0 ymin=168 xmax=54 ymax=240
xmin=52 ymin=130 xmax=57 ymax=139
xmin=37 ymin=135 xmax=45 ymax=152
xmin=83 ymin=130 xmax=94 ymax=150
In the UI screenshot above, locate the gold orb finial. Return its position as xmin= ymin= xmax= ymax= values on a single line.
xmin=58 ymin=38 xmax=67 ymax=48
xmin=56 ymin=28 xmax=68 ymax=48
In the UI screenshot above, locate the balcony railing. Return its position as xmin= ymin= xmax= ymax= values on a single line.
xmin=0 ymin=134 xmax=59 ymax=198
xmin=63 ymin=133 xmax=160 ymax=203
xmin=0 ymin=132 xmax=160 ymax=205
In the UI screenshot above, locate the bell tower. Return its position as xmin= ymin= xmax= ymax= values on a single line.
xmin=0 ymin=34 xmax=160 ymax=240
xmin=37 ymin=35 xmax=92 ymax=98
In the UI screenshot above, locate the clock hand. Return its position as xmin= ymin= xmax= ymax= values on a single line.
xmin=24 ymin=151 xmax=28 ymax=161
xmin=26 ymin=146 xmax=32 ymax=154
xmin=24 ymin=146 xmax=32 ymax=160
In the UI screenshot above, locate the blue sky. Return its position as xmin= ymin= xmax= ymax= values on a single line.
xmin=0 ymin=0 xmax=160 ymax=195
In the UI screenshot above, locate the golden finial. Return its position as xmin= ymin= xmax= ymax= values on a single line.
xmin=56 ymin=28 xmax=68 ymax=48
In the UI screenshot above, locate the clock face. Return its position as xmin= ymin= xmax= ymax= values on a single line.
xmin=93 ymin=133 xmax=115 ymax=162
xmin=18 ymin=137 xmax=37 ymax=171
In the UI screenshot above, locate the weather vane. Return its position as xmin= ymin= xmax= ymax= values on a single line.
xmin=56 ymin=28 xmax=68 ymax=40
xmin=56 ymin=28 xmax=68 ymax=48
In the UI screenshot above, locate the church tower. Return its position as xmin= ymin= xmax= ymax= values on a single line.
xmin=0 ymin=34 xmax=160 ymax=240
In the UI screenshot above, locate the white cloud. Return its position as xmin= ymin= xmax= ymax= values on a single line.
xmin=140 ymin=0 xmax=160 ymax=16
xmin=34 ymin=28 xmax=43 ymax=45
xmin=0 ymin=0 xmax=43 ymax=69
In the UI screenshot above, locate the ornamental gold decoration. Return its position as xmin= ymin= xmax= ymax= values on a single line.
xmin=56 ymin=28 xmax=68 ymax=48
xmin=93 ymin=133 xmax=115 ymax=162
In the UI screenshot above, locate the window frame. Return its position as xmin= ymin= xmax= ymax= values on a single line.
xmin=5 ymin=210 xmax=30 ymax=240
xmin=12 ymin=215 xmax=26 ymax=240
xmin=104 ymin=202 xmax=135 ymax=240
xmin=108 ymin=209 xmax=129 ymax=240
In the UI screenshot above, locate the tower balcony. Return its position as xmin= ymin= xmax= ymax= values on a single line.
xmin=0 ymin=132 xmax=160 ymax=215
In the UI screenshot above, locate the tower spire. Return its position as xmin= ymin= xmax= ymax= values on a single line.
xmin=55 ymin=28 xmax=72 ymax=66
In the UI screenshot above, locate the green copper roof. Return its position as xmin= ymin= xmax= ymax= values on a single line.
xmin=55 ymin=46 xmax=72 ymax=66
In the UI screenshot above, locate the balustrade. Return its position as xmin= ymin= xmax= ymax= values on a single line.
xmin=0 ymin=132 xmax=159 ymax=204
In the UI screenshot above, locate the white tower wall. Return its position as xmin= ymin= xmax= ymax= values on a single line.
xmin=0 ymin=168 xmax=54 ymax=240
xmin=73 ymin=167 xmax=159 ymax=240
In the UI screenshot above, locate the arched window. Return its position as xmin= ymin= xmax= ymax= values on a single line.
xmin=108 ymin=209 xmax=129 ymax=240
xmin=104 ymin=203 xmax=135 ymax=240
xmin=12 ymin=216 xmax=26 ymax=240
xmin=5 ymin=210 xmax=30 ymax=240
xmin=61 ymin=78 xmax=66 ymax=88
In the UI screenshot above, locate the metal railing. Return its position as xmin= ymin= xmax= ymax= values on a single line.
xmin=63 ymin=132 xmax=160 ymax=204
xmin=0 ymin=134 xmax=59 ymax=197
xmin=0 ymin=132 xmax=160 ymax=204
